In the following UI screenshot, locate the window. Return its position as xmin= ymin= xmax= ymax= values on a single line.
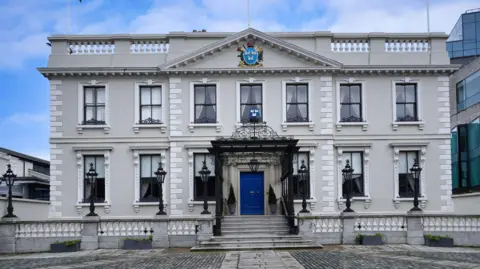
xmin=457 ymin=70 xmax=480 ymax=112
xmin=395 ymin=83 xmax=417 ymax=122
xmin=83 ymin=87 xmax=106 ymax=125
xmin=286 ymin=84 xmax=308 ymax=122
xmin=240 ymin=84 xmax=263 ymax=123
xmin=292 ymin=152 xmax=310 ymax=199
xmin=453 ymin=118 xmax=480 ymax=194
xmin=140 ymin=86 xmax=162 ymax=124
xmin=193 ymin=153 xmax=215 ymax=200
xmin=340 ymin=84 xmax=362 ymax=122
xmin=341 ymin=152 xmax=364 ymax=197
xmin=194 ymin=85 xmax=217 ymax=123
xmin=398 ymin=151 xmax=419 ymax=198
xmin=83 ymin=156 xmax=105 ymax=203
xmin=140 ymin=155 xmax=161 ymax=202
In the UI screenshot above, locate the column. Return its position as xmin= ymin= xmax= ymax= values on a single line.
xmin=81 ymin=216 xmax=99 ymax=250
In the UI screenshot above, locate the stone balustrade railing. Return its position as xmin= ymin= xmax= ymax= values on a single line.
xmin=354 ymin=215 xmax=407 ymax=232
xmin=331 ymin=39 xmax=369 ymax=52
xmin=68 ymin=40 xmax=115 ymax=55
xmin=16 ymin=220 xmax=83 ymax=238
xmin=98 ymin=219 xmax=154 ymax=236
xmin=385 ymin=39 xmax=430 ymax=52
xmin=311 ymin=216 xmax=343 ymax=233
xmin=130 ymin=39 xmax=169 ymax=54
xmin=422 ymin=215 xmax=480 ymax=232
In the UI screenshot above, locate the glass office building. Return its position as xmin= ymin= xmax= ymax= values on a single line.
xmin=446 ymin=8 xmax=480 ymax=61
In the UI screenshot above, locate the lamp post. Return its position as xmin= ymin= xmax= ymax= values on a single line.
xmin=199 ymin=161 xmax=211 ymax=214
xmin=248 ymin=153 xmax=260 ymax=172
xmin=409 ymin=159 xmax=423 ymax=212
xmin=298 ymin=160 xmax=309 ymax=213
xmin=154 ymin=162 xmax=167 ymax=215
xmin=2 ymin=164 xmax=17 ymax=218
xmin=85 ymin=163 xmax=98 ymax=217
xmin=342 ymin=160 xmax=355 ymax=213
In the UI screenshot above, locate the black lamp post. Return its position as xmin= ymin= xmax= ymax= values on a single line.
xmin=298 ymin=160 xmax=309 ymax=213
xmin=342 ymin=160 xmax=355 ymax=213
xmin=409 ymin=159 xmax=423 ymax=212
xmin=85 ymin=163 xmax=98 ymax=217
xmin=2 ymin=164 xmax=17 ymax=218
xmin=154 ymin=162 xmax=167 ymax=215
xmin=248 ymin=153 xmax=260 ymax=172
xmin=199 ymin=161 xmax=211 ymax=214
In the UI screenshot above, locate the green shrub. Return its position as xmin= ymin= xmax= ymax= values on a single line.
xmin=123 ymin=236 xmax=152 ymax=242
xmin=227 ymin=184 xmax=236 ymax=205
xmin=268 ymin=185 xmax=276 ymax=205
xmin=53 ymin=239 xmax=80 ymax=246
xmin=354 ymin=233 xmax=383 ymax=244
xmin=424 ymin=234 xmax=451 ymax=241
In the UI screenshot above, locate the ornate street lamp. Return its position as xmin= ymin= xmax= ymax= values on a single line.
xmin=2 ymin=164 xmax=17 ymax=218
xmin=298 ymin=160 xmax=309 ymax=213
xmin=342 ymin=160 xmax=355 ymax=213
xmin=85 ymin=163 xmax=98 ymax=217
xmin=199 ymin=161 xmax=211 ymax=214
xmin=409 ymin=159 xmax=423 ymax=212
xmin=248 ymin=153 xmax=260 ymax=172
xmin=154 ymin=162 xmax=167 ymax=215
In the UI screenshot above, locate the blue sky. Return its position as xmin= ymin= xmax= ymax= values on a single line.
xmin=0 ymin=0 xmax=477 ymax=160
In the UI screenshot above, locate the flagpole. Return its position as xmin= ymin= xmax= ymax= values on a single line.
xmin=67 ymin=0 xmax=71 ymax=33
xmin=426 ymin=0 xmax=430 ymax=33
xmin=248 ymin=0 xmax=250 ymax=28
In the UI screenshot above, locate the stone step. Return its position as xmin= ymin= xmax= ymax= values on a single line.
xmin=211 ymin=234 xmax=304 ymax=240
xmin=221 ymin=224 xmax=288 ymax=230
xmin=221 ymin=230 xmax=291 ymax=235
xmin=221 ymin=227 xmax=290 ymax=233
xmin=222 ymin=220 xmax=288 ymax=225
xmin=223 ymin=216 xmax=285 ymax=220
xmin=191 ymin=243 xmax=323 ymax=251
xmin=200 ymin=239 xmax=313 ymax=245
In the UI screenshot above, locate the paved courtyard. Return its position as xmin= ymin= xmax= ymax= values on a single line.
xmin=0 ymin=245 xmax=479 ymax=269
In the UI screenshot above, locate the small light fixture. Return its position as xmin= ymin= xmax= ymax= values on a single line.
xmin=248 ymin=153 xmax=260 ymax=172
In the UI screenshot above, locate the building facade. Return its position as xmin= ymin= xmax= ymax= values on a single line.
xmin=446 ymin=8 xmax=480 ymax=64
xmin=39 ymin=28 xmax=458 ymax=220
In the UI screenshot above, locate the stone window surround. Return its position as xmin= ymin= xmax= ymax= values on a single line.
xmin=391 ymin=77 xmax=425 ymax=131
xmin=74 ymin=147 xmax=112 ymax=215
xmin=77 ymin=80 xmax=110 ymax=134
xmin=133 ymin=80 xmax=167 ymax=134
xmin=235 ymin=78 xmax=267 ymax=127
xmin=335 ymin=78 xmax=368 ymax=131
xmin=391 ymin=142 xmax=428 ymax=209
xmin=335 ymin=144 xmax=372 ymax=210
xmin=281 ymin=77 xmax=315 ymax=132
xmin=188 ymin=78 xmax=222 ymax=133
xmin=131 ymin=146 xmax=168 ymax=214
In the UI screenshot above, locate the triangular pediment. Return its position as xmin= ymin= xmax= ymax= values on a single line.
xmin=159 ymin=28 xmax=343 ymax=70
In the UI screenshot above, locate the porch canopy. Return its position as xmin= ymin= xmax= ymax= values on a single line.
xmin=207 ymin=123 xmax=299 ymax=235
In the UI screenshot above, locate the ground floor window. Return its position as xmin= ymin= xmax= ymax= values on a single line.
xmin=292 ymin=152 xmax=310 ymax=199
xmin=398 ymin=151 xmax=419 ymax=198
xmin=140 ymin=155 xmax=161 ymax=202
xmin=83 ymin=155 xmax=105 ymax=203
xmin=341 ymin=152 xmax=364 ymax=197
xmin=194 ymin=153 xmax=216 ymax=200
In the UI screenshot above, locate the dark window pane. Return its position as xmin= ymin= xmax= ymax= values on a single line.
xmin=396 ymin=86 xmax=405 ymax=102
xmin=463 ymin=23 xmax=476 ymax=41
xmin=340 ymin=86 xmax=349 ymax=103
xmin=195 ymin=87 xmax=205 ymax=104
xmin=350 ymin=85 xmax=361 ymax=102
xmin=405 ymin=86 xmax=416 ymax=102
xmin=396 ymin=104 xmax=405 ymax=119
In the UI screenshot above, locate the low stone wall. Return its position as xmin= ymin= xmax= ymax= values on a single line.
xmin=0 ymin=197 xmax=49 ymax=221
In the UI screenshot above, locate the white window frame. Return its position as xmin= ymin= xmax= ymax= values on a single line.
xmin=281 ymin=77 xmax=314 ymax=132
xmin=187 ymin=148 xmax=216 ymax=212
xmin=188 ymin=78 xmax=221 ymax=133
xmin=131 ymin=147 xmax=168 ymax=213
xmin=77 ymin=80 xmax=110 ymax=134
xmin=133 ymin=80 xmax=167 ymax=134
xmin=391 ymin=77 xmax=425 ymax=131
xmin=391 ymin=143 xmax=428 ymax=209
xmin=293 ymin=148 xmax=317 ymax=210
xmin=336 ymin=145 xmax=371 ymax=210
xmin=335 ymin=78 xmax=368 ymax=131
xmin=236 ymin=78 xmax=267 ymax=127
xmin=74 ymin=147 xmax=112 ymax=214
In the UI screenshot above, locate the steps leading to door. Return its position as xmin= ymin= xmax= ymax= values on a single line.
xmin=191 ymin=216 xmax=323 ymax=251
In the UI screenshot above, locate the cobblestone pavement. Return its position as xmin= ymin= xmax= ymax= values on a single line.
xmin=0 ymin=245 xmax=479 ymax=269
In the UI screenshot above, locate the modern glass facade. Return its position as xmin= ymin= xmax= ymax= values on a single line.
xmin=451 ymin=117 xmax=480 ymax=194
xmin=446 ymin=9 xmax=480 ymax=59
xmin=456 ymin=69 xmax=480 ymax=111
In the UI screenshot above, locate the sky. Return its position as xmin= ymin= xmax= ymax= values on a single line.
xmin=0 ymin=0 xmax=478 ymax=161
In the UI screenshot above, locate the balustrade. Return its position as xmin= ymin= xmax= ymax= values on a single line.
xmin=98 ymin=220 xmax=154 ymax=236
xmin=130 ymin=39 xmax=169 ymax=53
xmin=385 ymin=39 xmax=429 ymax=52
xmin=354 ymin=216 xmax=407 ymax=232
xmin=423 ymin=216 xmax=480 ymax=232
xmin=331 ymin=39 xmax=369 ymax=52
xmin=168 ymin=220 xmax=197 ymax=235
xmin=312 ymin=217 xmax=343 ymax=233
xmin=15 ymin=222 xmax=82 ymax=238
xmin=68 ymin=40 xmax=115 ymax=55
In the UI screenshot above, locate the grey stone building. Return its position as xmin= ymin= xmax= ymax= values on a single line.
xmin=39 ymin=28 xmax=458 ymax=224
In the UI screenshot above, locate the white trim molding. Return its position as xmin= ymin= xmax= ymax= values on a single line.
xmin=188 ymin=79 xmax=222 ymax=133
xmin=235 ymin=78 xmax=267 ymax=127
xmin=281 ymin=77 xmax=315 ymax=132
xmin=335 ymin=78 xmax=368 ymax=131
xmin=74 ymin=148 xmax=112 ymax=215
xmin=133 ymin=79 xmax=167 ymax=134
xmin=77 ymin=80 xmax=110 ymax=134
xmin=335 ymin=144 xmax=372 ymax=210
xmin=187 ymin=148 xmax=210 ymax=212
xmin=391 ymin=143 xmax=428 ymax=209
xmin=132 ymin=148 xmax=168 ymax=213
xmin=391 ymin=77 xmax=425 ymax=131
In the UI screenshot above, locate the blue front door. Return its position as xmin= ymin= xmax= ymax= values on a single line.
xmin=240 ymin=172 xmax=264 ymax=215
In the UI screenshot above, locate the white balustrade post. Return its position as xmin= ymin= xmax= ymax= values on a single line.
xmin=406 ymin=212 xmax=424 ymax=245
xmin=153 ymin=215 xmax=169 ymax=248
xmin=0 ymin=219 xmax=16 ymax=253
xmin=341 ymin=212 xmax=357 ymax=244
xmin=297 ymin=215 xmax=314 ymax=239
xmin=81 ymin=216 xmax=100 ymax=250
xmin=196 ymin=216 xmax=214 ymax=242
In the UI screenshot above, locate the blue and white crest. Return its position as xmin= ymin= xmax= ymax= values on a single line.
xmin=243 ymin=47 xmax=259 ymax=65
xmin=249 ymin=108 xmax=261 ymax=122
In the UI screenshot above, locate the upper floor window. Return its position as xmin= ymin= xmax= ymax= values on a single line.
xmin=292 ymin=152 xmax=310 ymax=199
xmin=193 ymin=153 xmax=216 ymax=200
xmin=457 ymin=70 xmax=480 ymax=112
xmin=194 ymin=85 xmax=217 ymax=123
xmin=341 ymin=152 xmax=364 ymax=197
xmin=83 ymin=86 xmax=106 ymax=125
xmin=83 ymin=155 xmax=105 ymax=203
xmin=340 ymin=84 xmax=362 ymax=122
xmin=398 ymin=151 xmax=419 ymax=198
xmin=240 ymin=84 xmax=263 ymax=123
xmin=140 ymin=155 xmax=161 ymax=202
xmin=286 ymin=84 xmax=308 ymax=122
xmin=395 ymin=83 xmax=417 ymax=122
xmin=140 ymin=86 xmax=162 ymax=124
